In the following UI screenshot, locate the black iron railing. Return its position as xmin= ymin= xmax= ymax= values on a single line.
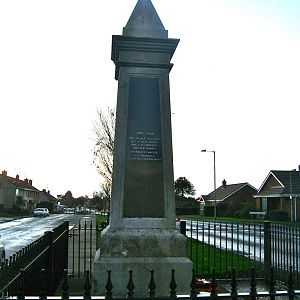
xmin=3 ymin=217 xmax=300 ymax=297
xmin=271 ymin=222 xmax=300 ymax=286
xmin=182 ymin=219 xmax=300 ymax=287
xmin=68 ymin=219 xmax=106 ymax=278
xmin=5 ymin=267 xmax=300 ymax=299
xmin=0 ymin=221 xmax=69 ymax=296
xmin=183 ymin=220 xmax=265 ymax=280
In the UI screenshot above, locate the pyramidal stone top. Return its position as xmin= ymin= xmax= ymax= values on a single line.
xmin=123 ymin=0 xmax=168 ymax=39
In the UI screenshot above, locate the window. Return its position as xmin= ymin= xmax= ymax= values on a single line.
xmin=262 ymin=197 xmax=268 ymax=211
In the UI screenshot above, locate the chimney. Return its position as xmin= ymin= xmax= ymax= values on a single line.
xmin=298 ymin=165 xmax=300 ymax=172
xmin=24 ymin=178 xmax=28 ymax=184
xmin=47 ymin=190 xmax=50 ymax=194
xmin=222 ymin=179 xmax=227 ymax=188
xmin=29 ymin=179 xmax=32 ymax=186
xmin=1 ymin=170 xmax=7 ymax=177
xmin=16 ymin=174 xmax=20 ymax=181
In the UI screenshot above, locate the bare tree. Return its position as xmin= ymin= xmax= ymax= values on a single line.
xmin=92 ymin=107 xmax=115 ymax=187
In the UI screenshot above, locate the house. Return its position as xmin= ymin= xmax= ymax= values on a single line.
xmin=39 ymin=189 xmax=57 ymax=213
xmin=254 ymin=169 xmax=300 ymax=221
xmin=0 ymin=170 xmax=40 ymax=212
xmin=205 ymin=179 xmax=257 ymax=217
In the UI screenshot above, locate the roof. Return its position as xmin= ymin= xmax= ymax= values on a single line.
xmin=41 ymin=189 xmax=57 ymax=202
xmin=256 ymin=170 xmax=300 ymax=197
xmin=205 ymin=182 xmax=257 ymax=202
xmin=0 ymin=174 xmax=40 ymax=192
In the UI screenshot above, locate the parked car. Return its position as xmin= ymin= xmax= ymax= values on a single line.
xmin=63 ymin=207 xmax=75 ymax=214
xmin=0 ymin=235 xmax=5 ymax=263
xmin=33 ymin=208 xmax=49 ymax=217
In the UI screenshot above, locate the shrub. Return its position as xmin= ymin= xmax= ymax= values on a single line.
xmin=237 ymin=203 xmax=257 ymax=218
xmin=267 ymin=210 xmax=289 ymax=221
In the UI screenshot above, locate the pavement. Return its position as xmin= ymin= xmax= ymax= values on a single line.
xmin=0 ymin=217 xmax=18 ymax=223
xmin=55 ymin=214 xmax=97 ymax=296
xmin=220 ymin=279 xmax=269 ymax=293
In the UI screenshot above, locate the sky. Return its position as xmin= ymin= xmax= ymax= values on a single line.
xmin=1 ymin=0 xmax=300 ymax=198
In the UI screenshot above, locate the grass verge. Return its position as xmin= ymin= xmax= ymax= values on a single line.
xmin=187 ymin=237 xmax=263 ymax=279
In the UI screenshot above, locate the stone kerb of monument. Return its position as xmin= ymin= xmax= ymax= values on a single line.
xmin=93 ymin=0 xmax=193 ymax=297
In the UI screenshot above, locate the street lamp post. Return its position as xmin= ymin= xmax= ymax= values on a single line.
xmin=201 ymin=149 xmax=217 ymax=218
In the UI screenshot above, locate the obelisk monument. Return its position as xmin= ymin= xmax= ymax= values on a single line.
xmin=93 ymin=0 xmax=192 ymax=296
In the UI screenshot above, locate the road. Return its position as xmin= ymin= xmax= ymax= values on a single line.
xmin=0 ymin=214 xmax=84 ymax=258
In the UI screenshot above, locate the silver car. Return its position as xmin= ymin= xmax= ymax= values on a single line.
xmin=0 ymin=235 xmax=5 ymax=264
xmin=33 ymin=207 xmax=49 ymax=217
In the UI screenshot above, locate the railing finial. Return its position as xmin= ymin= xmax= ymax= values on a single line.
xmin=39 ymin=269 xmax=47 ymax=300
xmin=169 ymin=269 xmax=177 ymax=299
xmin=288 ymin=266 xmax=295 ymax=300
xmin=230 ymin=268 xmax=237 ymax=300
xmin=190 ymin=269 xmax=197 ymax=299
xmin=61 ymin=269 xmax=69 ymax=300
xmin=250 ymin=267 xmax=257 ymax=300
xmin=127 ymin=269 xmax=135 ymax=299
xmin=84 ymin=269 xmax=91 ymax=300
xmin=269 ymin=266 xmax=276 ymax=300
xmin=148 ymin=269 xmax=156 ymax=299
xmin=210 ymin=268 xmax=218 ymax=300
xmin=105 ymin=269 xmax=113 ymax=300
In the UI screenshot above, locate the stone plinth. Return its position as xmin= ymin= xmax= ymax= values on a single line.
xmin=93 ymin=227 xmax=193 ymax=297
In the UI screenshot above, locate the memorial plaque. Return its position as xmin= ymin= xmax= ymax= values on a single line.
xmin=123 ymin=77 xmax=164 ymax=218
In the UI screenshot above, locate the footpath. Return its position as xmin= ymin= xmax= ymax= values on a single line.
xmin=55 ymin=214 xmax=97 ymax=296
xmin=0 ymin=217 xmax=18 ymax=223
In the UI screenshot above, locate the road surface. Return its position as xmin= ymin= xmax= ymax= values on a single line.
xmin=0 ymin=214 xmax=84 ymax=258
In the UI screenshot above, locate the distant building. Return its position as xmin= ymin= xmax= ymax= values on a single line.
xmin=39 ymin=189 xmax=57 ymax=213
xmin=205 ymin=179 xmax=257 ymax=217
xmin=255 ymin=169 xmax=300 ymax=221
xmin=0 ymin=170 xmax=40 ymax=212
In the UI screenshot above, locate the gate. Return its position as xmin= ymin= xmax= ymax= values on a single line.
xmin=68 ymin=218 xmax=105 ymax=278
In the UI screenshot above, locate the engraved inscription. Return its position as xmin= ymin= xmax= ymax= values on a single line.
xmin=128 ymin=131 xmax=161 ymax=160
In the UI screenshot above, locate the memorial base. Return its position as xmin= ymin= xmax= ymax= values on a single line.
xmin=92 ymin=227 xmax=193 ymax=297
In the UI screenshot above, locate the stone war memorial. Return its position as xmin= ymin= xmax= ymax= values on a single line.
xmin=93 ymin=0 xmax=193 ymax=296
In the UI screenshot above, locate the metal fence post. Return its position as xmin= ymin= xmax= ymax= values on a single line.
xmin=44 ymin=230 xmax=54 ymax=293
xmin=264 ymin=221 xmax=272 ymax=282
xmin=180 ymin=221 xmax=186 ymax=236
xmin=64 ymin=221 xmax=69 ymax=272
